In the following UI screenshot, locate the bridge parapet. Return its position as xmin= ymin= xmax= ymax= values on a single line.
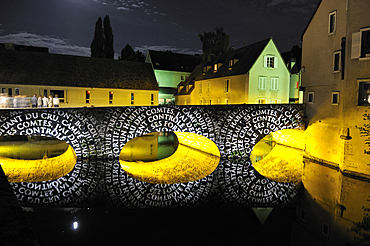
xmin=0 ymin=104 xmax=305 ymax=208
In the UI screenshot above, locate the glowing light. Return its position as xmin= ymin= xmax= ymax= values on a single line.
xmin=73 ymin=221 xmax=78 ymax=230
xmin=119 ymin=132 xmax=220 ymax=184
xmin=251 ymin=129 xmax=305 ymax=184
xmin=1 ymin=145 xmax=77 ymax=182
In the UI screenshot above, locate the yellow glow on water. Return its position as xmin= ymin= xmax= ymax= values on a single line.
xmin=1 ymin=146 xmax=77 ymax=183
xmin=251 ymin=129 xmax=305 ymax=184
xmin=119 ymin=132 xmax=221 ymax=184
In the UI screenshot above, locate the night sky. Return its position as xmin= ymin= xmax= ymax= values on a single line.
xmin=0 ymin=0 xmax=320 ymax=58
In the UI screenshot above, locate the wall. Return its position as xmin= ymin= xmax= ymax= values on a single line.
xmin=0 ymin=104 xmax=305 ymax=208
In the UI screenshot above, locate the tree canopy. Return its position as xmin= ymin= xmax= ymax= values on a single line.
xmin=198 ymin=27 xmax=231 ymax=63
xmin=120 ymin=44 xmax=145 ymax=62
xmin=90 ymin=15 xmax=114 ymax=59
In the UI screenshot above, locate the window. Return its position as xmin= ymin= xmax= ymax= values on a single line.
xmin=333 ymin=51 xmax=341 ymax=72
xmin=257 ymin=99 xmax=266 ymax=104
xmin=131 ymin=93 xmax=134 ymax=105
xmin=332 ymin=92 xmax=339 ymax=105
xmin=86 ymin=90 xmax=90 ymax=104
xmin=352 ymin=27 xmax=370 ymax=59
xmin=151 ymin=94 xmax=154 ymax=105
xmin=264 ymin=55 xmax=277 ymax=68
xmin=271 ymin=77 xmax=279 ymax=90
xmin=258 ymin=76 xmax=267 ymax=90
xmin=203 ymin=66 xmax=207 ymax=74
xmin=209 ymin=99 xmax=212 ymax=105
xmin=228 ymin=59 xmax=233 ymax=69
xmin=207 ymin=81 xmax=210 ymax=93
xmin=8 ymin=88 xmax=12 ymax=96
xmin=43 ymin=89 xmax=47 ymax=97
xmin=213 ymin=63 xmax=218 ymax=72
xmin=308 ymin=92 xmax=314 ymax=104
xmin=270 ymin=99 xmax=281 ymax=104
xmin=199 ymin=83 xmax=202 ymax=94
xmin=358 ymin=81 xmax=370 ymax=105
xmin=225 ymin=79 xmax=230 ymax=92
xmin=1 ymin=88 xmax=6 ymax=94
xmin=14 ymin=88 xmax=20 ymax=96
xmin=328 ymin=11 xmax=336 ymax=34
xmin=322 ymin=223 xmax=330 ymax=237
xmin=109 ymin=91 xmax=113 ymax=104
xmin=50 ymin=90 xmax=65 ymax=103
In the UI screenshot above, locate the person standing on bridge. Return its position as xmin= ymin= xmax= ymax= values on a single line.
xmin=31 ymin=94 xmax=37 ymax=108
xmin=42 ymin=95 xmax=48 ymax=108
xmin=48 ymin=95 xmax=53 ymax=107
xmin=53 ymin=94 xmax=60 ymax=108
xmin=37 ymin=95 xmax=42 ymax=108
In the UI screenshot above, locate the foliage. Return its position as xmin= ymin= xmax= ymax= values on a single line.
xmin=198 ymin=27 xmax=232 ymax=63
xmin=90 ymin=15 xmax=114 ymax=59
xmin=120 ymin=44 xmax=145 ymax=62
xmin=350 ymin=205 xmax=370 ymax=245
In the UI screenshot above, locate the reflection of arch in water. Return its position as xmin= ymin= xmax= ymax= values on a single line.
xmin=251 ymin=129 xmax=305 ymax=184
xmin=1 ymin=145 xmax=76 ymax=182
xmin=119 ymin=132 xmax=220 ymax=184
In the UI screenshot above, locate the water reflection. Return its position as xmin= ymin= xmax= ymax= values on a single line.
xmin=0 ymin=135 xmax=69 ymax=159
xmin=120 ymin=132 xmax=178 ymax=162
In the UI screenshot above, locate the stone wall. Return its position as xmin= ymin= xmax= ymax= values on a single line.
xmin=0 ymin=104 xmax=305 ymax=208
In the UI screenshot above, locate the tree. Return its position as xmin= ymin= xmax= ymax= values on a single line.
xmin=90 ymin=15 xmax=114 ymax=59
xmin=103 ymin=15 xmax=114 ymax=59
xmin=90 ymin=17 xmax=105 ymax=58
xmin=198 ymin=27 xmax=231 ymax=63
xmin=119 ymin=44 xmax=146 ymax=62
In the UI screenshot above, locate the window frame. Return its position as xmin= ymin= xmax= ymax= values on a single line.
xmin=358 ymin=81 xmax=370 ymax=106
xmin=258 ymin=76 xmax=267 ymax=90
xmin=109 ymin=91 xmax=113 ymax=104
xmin=333 ymin=51 xmax=341 ymax=72
xmin=332 ymin=92 xmax=339 ymax=105
xmin=131 ymin=92 xmax=134 ymax=105
xmin=225 ymin=79 xmax=230 ymax=93
xmin=86 ymin=90 xmax=90 ymax=104
xmin=50 ymin=89 xmax=65 ymax=103
xmin=328 ymin=11 xmax=337 ymax=35
xmin=270 ymin=77 xmax=279 ymax=91
xmin=307 ymin=92 xmax=314 ymax=104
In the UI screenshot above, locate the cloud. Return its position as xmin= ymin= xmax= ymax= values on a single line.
xmin=263 ymin=0 xmax=320 ymax=14
xmin=0 ymin=32 xmax=91 ymax=57
xmin=135 ymin=45 xmax=201 ymax=55
xmin=111 ymin=0 xmax=166 ymax=16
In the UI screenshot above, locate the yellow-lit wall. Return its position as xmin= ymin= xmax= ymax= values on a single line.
xmin=0 ymin=84 xmax=159 ymax=107
xmin=302 ymin=0 xmax=370 ymax=176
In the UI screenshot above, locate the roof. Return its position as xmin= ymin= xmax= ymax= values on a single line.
xmin=176 ymin=38 xmax=272 ymax=95
xmin=301 ymin=0 xmax=323 ymax=41
xmin=0 ymin=50 xmax=159 ymax=90
xmin=146 ymin=50 xmax=201 ymax=73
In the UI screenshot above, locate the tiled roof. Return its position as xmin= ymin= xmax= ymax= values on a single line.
xmin=0 ymin=50 xmax=159 ymax=90
xmin=147 ymin=50 xmax=201 ymax=72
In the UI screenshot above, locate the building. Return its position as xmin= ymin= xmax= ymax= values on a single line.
xmin=175 ymin=38 xmax=290 ymax=105
xmin=281 ymin=45 xmax=303 ymax=104
xmin=297 ymin=0 xmax=370 ymax=245
xmin=145 ymin=50 xmax=201 ymax=105
xmin=0 ymin=47 xmax=159 ymax=107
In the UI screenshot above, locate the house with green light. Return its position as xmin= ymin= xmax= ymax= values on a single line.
xmin=175 ymin=38 xmax=290 ymax=105
xmin=145 ymin=50 xmax=201 ymax=105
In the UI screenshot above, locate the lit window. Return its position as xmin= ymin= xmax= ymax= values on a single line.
xmin=270 ymin=77 xmax=279 ymax=90
xmin=333 ymin=51 xmax=341 ymax=72
xmin=86 ymin=90 xmax=90 ymax=104
xmin=352 ymin=27 xmax=370 ymax=59
xmin=258 ymin=77 xmax=267 ymax=90
xmin=131 ymin=93 xmax=134 ymax=105
xmin=358 ymin=81 xmax=370 ymax=106
xmin=332 ymin=92 xmax=339 ymax=105
xmin=50 ymin=90 xmax=65 ymax=103
xmin=14 ymin=88 xmax=20 ymax=96
xmin=328 ymin=11 xmax=336 ymax=34
xmin=225 ymin=79 xmax=230 ymax=92
xmin=229 ymin=59 xmax=233 ymax=69
xmin=109 ymin=91 xmax=113 ymax=104
xmin=270 ymin=99 xmax=280 ymax=104
xmin=257 ymin=99 xmax=266 ymax=104
xmin=307 ymin=92 xmax=314 ymax=104
xmin=264 ymin=55 xmax=277 ymax=68
xmin=213 ymin=64 xmax=218 ymax=72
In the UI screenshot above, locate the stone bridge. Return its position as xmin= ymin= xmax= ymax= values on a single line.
xmin=0 ymin=104 xmax=305 ymax=208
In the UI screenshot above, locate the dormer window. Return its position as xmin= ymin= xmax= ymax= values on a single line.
xmin=214 ymin=63 xmax=218 ymax=72
xmin=228 ymin=59 xmax=233 ymax=69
